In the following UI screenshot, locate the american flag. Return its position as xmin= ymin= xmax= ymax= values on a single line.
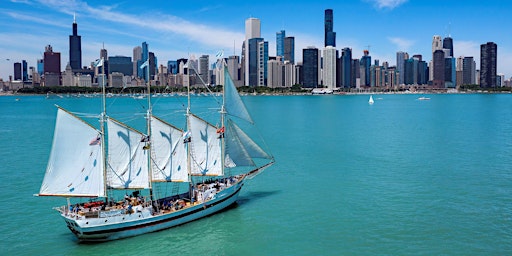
xmin=89 ymin=136 xmax=101 ymax=146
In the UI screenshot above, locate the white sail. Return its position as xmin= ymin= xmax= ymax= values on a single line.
xmin=225 ymin=119 xmax=271 ymax=167
xmin=39 ymin=107 xmax=105 ymax=197
xmin=150 ymin=116 xmax=188 ymax=182
xmin=188 ymin=114 xmax=223 ymax=176
xmin=224 ymin=68 xmax=253 ymax=123
xmin=369 ymin=95 xmax=374 ymax=104
xmin=107 ymin=118 xmax=150 ymax=189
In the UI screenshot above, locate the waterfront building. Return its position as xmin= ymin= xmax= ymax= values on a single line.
xmin=443 ymin=37 xmax=454 ymax=58
xmin=445 ymin=57 xmax=456 ymax=88
xmin=247 ymin=37 xmax=263 ymax=86
xmin=341 ymin=48 xmax=352 ymax=88
xmin=480 ymin=42 xmax=497 ymax=88
xmin=276 ymin=30 xmax=285 ymax=60
xmin=462 ymin=56 xmax=476 ymax=85
xmin=133 ymin=46 xmax=142 ymax=77
xmin=324 ymin=9 xmax=336 ymax=47
xmin=14 ymin=62 xmax=21 ymax=81
xmin=360 ymin=50 xmax=371 ymax=87
xmin=43 ymin=45 xmax=61 ymax=86
xmin=432 ymin=35 xmax=443 ymax=53
xmin=37 ymin=59 xmax=44 ymax=76
xmin=227 ymin=55 xmax=240 ymax=83
xmin=108 ymin=56 xmax=132 ymax=76
xmin=284 ymin=36 xmax=295 ymax=64
xmin=323 ymin=46 xmax=337 ymax=90
xmin=432 ymin=49 xmax=445 ymax=88
xmin=396 ymin=51 xmax=408 ymax=85
xmin=404 ymin=57 xmax=418 ymax=85
xmin=69 ymin=15 xmax=82 ymax=71
xmin=244 ymin=17 xmax=261 ymax=86
xmin=267 ymin=57 xmax=281 ymax=88
xmin=167 ymin=60 xmax=178 ymax=75
xmin=198 ymin=55 xmax=209 ymax=85
xmin=302 ymin=47 xmax=320 ymax=88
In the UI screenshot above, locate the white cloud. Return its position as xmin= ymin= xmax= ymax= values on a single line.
xmin=388 ymin=37 xmax=415 ymax=52
xmin=366 ymin=0 xmax=408 ymax=10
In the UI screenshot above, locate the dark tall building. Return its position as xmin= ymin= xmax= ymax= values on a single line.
xmin=324 ymin=9 xmax=336 ymax=47
xmin=22 ymin=60 xmax=28 ymax=82
xmin=480 ymin=42 xmax=497 ymax=88
xmin=284 ymin=36 xmax=295 ymax=64
xmin=69 ymin=15 xmax=82 ymax=70
xmin=432 ymin=49 xmax=445 ymax=88
xmin=302 ymin=47 xmax=319 ymax=88
xmin=443 ymin=37 xmax=453 ymax=57
xmin=247 ymin=37 xmax=263 ymax=86
xmin=108 ymin=56 xmax=132 ymax=76
xmin=14 ymin=62 xmax=21 ymax=81
xmin=404 ymin=58 xmax=418 ymax=85
xmin=341 ymin=48 xmax=352 ymax=88
xmin=360 ymin=50 xmax=371 ymax=86
xmin=418 ymin=60 xmax=428 ymax=85
xmin=462 ymin=56 xmax=475 ymax=85
xmin=43 ymin=45 xmax=61 ymax=74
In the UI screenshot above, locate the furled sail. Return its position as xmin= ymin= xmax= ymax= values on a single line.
xmin=107 ymin=118 xmax=150 ymax=189
xmin=150 ymin=116 xmax=188 ymax=182
xmin=187 ymin=114 xmax=222 ymax=176
xmin=224 ymin=119 xmax=271 ymax=167
xmin=223 ymin=67 xmax=253 ymax=123
xmin=39 ymin=107 xmax=105 ymax=197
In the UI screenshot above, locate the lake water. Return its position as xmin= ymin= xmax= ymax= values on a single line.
xmin=1 ymin=93 xmax=511 ymax=255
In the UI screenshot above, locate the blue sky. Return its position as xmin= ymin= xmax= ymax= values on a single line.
xmin=1 ymin=0 xmax=511 ymax=81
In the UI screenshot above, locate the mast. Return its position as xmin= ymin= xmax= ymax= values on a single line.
xmin=146 ymin=59 xmax=154 ymax=202
xmin=220 ymin=60 xmax=226 ymax=177
xmin=186 ymin=60 xmax=193 ymax=199
xmin=100 ymin=57 xmax=108 ymax=199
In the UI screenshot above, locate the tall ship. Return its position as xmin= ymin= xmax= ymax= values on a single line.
xmin=36 ymin=60 xmax=274 ymax=242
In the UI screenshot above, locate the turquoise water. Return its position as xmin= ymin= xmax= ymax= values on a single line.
xmin=1 ymin=94 xmax=511 ymax=255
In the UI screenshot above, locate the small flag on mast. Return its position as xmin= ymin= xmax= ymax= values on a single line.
xmin=139 ymin=59 xmax=149 ymax=69
xmin=94 ymin=58 xmax=104 ymax=67
xmin=215 ymin=50 xmax=224 ymax=58
xmin=89 ymin=136 xmax=101 ymax=145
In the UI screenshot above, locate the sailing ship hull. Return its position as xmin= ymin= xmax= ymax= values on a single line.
xmin=63 ymin=181 xmax=244 ymax=242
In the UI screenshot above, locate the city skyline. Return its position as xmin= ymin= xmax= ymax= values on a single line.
xmin=1 ymin=0 xmax=511 ymax=81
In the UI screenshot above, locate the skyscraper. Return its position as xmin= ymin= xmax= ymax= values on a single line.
xmin=432 ymin=35 xmax=443 ymax=54
xmin=303 ymin=47 xmax=320 ymax=88
xmin=360 ymin=50 xmax=371 ymax=86
xmin=14 ymin=62 xmax=21 ymax=81
xmin=480 ymin=42 xmax=497 ymax=88
xmin=276 ymin=30 xmax=285 ymax=60
xmin=324 ymin=9 xmax=336 ymax=47
xmin=247 ymin=37 xmax=263 ymax=86
xmin=284 ymin=37 xmax=295 ymax=64
xmin=323 ymin=46 xmax=337 ymax=90
xmin=43 ymin=45 xmax=61 ymax=86
xmin=432 ymin=49 xmax=445 ymax=88
xmin=462 ymin=56 xmax=476 ymax=85
xmin=244 ymin=17 xmax=262 ymax=86
xmin=443 ymin=37 xmax=454 ymax=57
xmin=396 ymin=51 xmax=408 ymax=85
xmin=133 ymin=46 xmax=142 ymax=76
xmin=341 ymin=48 xmax=352 ymax=88
xmin=69 ymin=14 xmax=82 ymax=70
xmin=108 ymin=56 xmax=132 ymax=76
xmin=198 ymin=55 xmax=209 ymax=85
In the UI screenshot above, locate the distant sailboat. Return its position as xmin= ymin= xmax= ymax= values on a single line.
xmin=368 ymin=95 xmax=374 ymax=105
